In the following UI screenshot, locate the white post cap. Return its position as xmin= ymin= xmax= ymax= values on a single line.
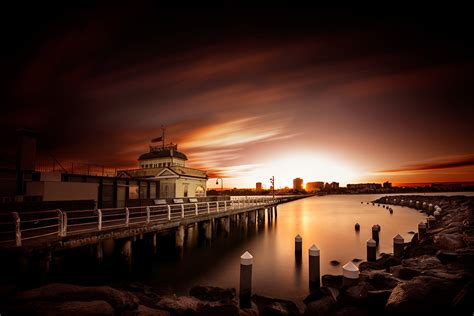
xmin=418 ymin=222 xmax=426 ymax=228
xmin=428 ymin=215 xmax=436 ymax=220
xmin=309 ymin=244 xmax=320 ymax=256
xmin=295 ymin=234 xmax=302 ymax=242
xmin=342 ymin=261 xmax=359 ymax=279
xmin=393 ymin=234 xmax=404 ymax=244
xmin=367 ymin=238 xmax=376 ymax=247
xmin=434 ymin=210 xmax=440 ymax=216
xmin=241 ymin=251 xmax=253 ymax=265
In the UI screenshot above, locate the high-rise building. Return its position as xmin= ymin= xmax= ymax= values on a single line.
xmin=293 ymin=178 xmax=303 ymax=191
xmin=256 ymin=182 xmax=262 ymax=191
xmin=306 ymin=181 xmax=325 ymax=192
xmin=383 ymin=181 xmax=392 ymax=189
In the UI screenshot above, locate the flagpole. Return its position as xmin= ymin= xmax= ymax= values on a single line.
xmin=162 ymin=126 xmax=165 ymax=148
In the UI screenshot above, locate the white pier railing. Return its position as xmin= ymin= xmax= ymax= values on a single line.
xmin=0 ymin=195 xmax=300 ymax=248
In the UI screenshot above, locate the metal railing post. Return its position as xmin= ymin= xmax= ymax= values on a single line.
xmin=207 ymin=202 xmax=210 ymax=214
xmin=62 ymin=211 xmax=68 ymax=237
xmin=125 ymin=207 xmax=130 ymax=227
xmin=12 ymin=212 xmax=21 ymax=247
xmin=224 ymin=200 xmax=227 ymax=212
xmin=97 ymin=209 xmax=102 ymax=231
xmin=57 ymin=209 xmax=63 ymax=237
xmin=195 ymin=203 xmax=198 ymax=216
xmin=167 ymin=205 xmax=171 ymax=220
xmin=181 ymin=204 xmax=185 ymax=218
xmin=146 ymin=206 xmax=151 ymax=224
xmin=217 ymin=201 xmax=219 ymax=213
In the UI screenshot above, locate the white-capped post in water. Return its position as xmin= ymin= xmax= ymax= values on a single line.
xmin=240 ymin=251 xmax=253 ymax=308
xmin=367 ymin=238 xmax=376 ymax=262
xmin=418 ymin=222 xmax=426 ymax=240
xmin=309 ymin=244 xmax=321 ymax=290
xmin=342 ymin=261 xmax=360 ymax=287
xmin=295 ymin=234 xmax=302 ymax=255
xmin=393 ymin=234 xmax=404 ymax=258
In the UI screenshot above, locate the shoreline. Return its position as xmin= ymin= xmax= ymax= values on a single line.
xmin=1 ymin=195 xmax=473 ymax=315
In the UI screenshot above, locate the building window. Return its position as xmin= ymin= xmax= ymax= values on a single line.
xmin=129 ymin=182 xmax=139 ymax=199
xmin=140 ymin=182 xmax=148 ymax=199
xmin=183 ymin=184 xmax=188 ymax=197
xmin=150 ymin=182 xmax=156 ymax=199
xmin=195 ymin=185 xmax=205 ymax=197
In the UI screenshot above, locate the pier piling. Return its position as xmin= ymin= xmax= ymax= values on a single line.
xmin=309 ymin=244 xmax=321 ymax=291
xmin=427 ymin=215 xmax=436 ymax=229
xmin=367 ymin=238 xmax=376 ymax=262
xmin=295 ymin=234 xmax=302 ymax=255
xmin=342 ymin=261 xmax=359 ymax=287
xmin=393 ymin=234 xmax=404 ymax=258
xmin=121 ymin=239 xmax=132 ymax=273
xmin=239 ymin=251 xmax=253 ymax=309
xmin=418 ymin=222 xmax=427 ymax=239
xmin=372 ymin=225 xmax=380 ymax=244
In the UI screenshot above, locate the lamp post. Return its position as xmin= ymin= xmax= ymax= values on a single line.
xmin=216 ymin=178 xmax=223 ymax=195
xmin=270 ymin=176 xmax=275 ymax=201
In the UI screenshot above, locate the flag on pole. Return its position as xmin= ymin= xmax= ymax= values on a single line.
xmin=151 ymin=136 xmax=163 ymax=143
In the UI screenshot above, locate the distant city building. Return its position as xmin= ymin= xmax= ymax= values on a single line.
xmin=256 ymin=182 xmax=262 ymax=191
xmin=325 ymin=182 xmax=339 ymax=189
xmin=383 ymin=181 xmax=392 ymax=189
xmin=118 ymin=143 xmax=207 ymax=198
xmin=293 ymin=178 xmax=303 ymax=191
xmin=347 ymin=183 xmax=382 ymax=191
xmin=306 ymin=181 xmax=325 ymax=192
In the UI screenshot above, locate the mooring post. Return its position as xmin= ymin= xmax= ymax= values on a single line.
xmin=418 ymin=222 xmax=426 ymax=239
xmin=239 ymin=251 xmax=253 ymax=309
xmin=309 ymin=244 xmax=321 ymax=290
xmin=12 ymin=212 xmax=21 ymax=247
xmin=393 ymin=234 xmax=404 ymax=258
xmin=342 ymin=261 xmax=360 ymax=287
xmin=427 ymin=215 xmax=436 ymax=228
xmin=97 ymin=209 xmax=102 ymax=231
xmin=372 ymin=224 xmax=380 ymax=244
xmin=367 ymin=238 xmax=376 ymax=262
xmin=146 ymin=206 xmax=151 ymax=223
xmin=125 ymin=207 xmax=130 ymax=227
xmin=295 ymin=234 xmax=302 ymax=255
xmin=434 ymin=209 xmax=441 ymax=221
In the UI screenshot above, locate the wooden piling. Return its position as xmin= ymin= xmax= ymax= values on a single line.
xmin=295 ymin=234 xmax=302 ymax=255
xmin=342 ymin=261 xmax=359 ymax=287
xmin=239 ymin=251 xmax=253 ymax=309
xmin=418 ymin=222 xmax=426 ymax=239
xmin=309 ymin=244 xmax=320 ymax=290
xmin=372 ymin=225 xmax=380 ymax=244
xmin=367 ymin=238 xmax=376 ymax=262
xmin=393 ymin=234 xmax=404 ymax=258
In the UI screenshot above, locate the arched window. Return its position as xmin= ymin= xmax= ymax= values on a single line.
xmin=195 ymin=185 xmax=205 ymax=197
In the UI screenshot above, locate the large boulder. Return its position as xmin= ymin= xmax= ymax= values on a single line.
xmin=9 ymin=300 xmax=115 ymax=316
xmin=363 ymin=271 xmax=400 ymax=290
xmin=197 ymin=303 xmax=240 ymax=316
xmin=304 ymin=296 xmax=336 ymax=316
xmin=14 ymin=283 xmax=138 ymax=312
xmin=321 ymin=275 xmax=343 ymax=289
xmin=251 ymin=294 xmax=300 ymax=316
xmin=189 ymin=286 xmax=236 ymax=302
xmin=132 ymin=305 xmax=171 ymax=316
xmin=386 ymin=276 xmax=460 ymax=313
xmin=358 ymin=254 xmax=401 ymax=272
xmin=156 ymin=295 xmax=203 ymax=315
xmin=434 ymin=233 xmax=465 ymax=251
xmin=389 ymin=265 xmax=421 ymax=280
xmin=401 ymin=255 xmax=443 ymax=271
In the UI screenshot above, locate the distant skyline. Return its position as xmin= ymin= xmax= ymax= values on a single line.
xmin=1 ymin=6 xmax=473 ymax=188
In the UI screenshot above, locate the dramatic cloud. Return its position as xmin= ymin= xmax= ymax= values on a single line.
xmin=380 ymin=155 xmax=474 ymax=173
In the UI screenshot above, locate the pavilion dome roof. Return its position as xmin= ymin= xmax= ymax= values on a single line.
xmin=138 ymin=149 xmax=188 ymax=161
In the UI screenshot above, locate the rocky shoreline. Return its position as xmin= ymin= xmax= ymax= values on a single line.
xmin=1 ymin=195 xmax=473 ymax=315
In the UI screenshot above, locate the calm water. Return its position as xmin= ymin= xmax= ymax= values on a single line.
xmin=143 ymin=192 xmax=472 ymax=305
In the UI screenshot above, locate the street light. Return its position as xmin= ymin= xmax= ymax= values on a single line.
xmin=270 ymin=176 xmax=275 ymax=201
xmin=216 ymin=178 xmax=223 ymax=195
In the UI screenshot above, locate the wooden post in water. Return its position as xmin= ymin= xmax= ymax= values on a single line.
xmin=418 ymin=222 xmax=426 ymax=239
xmin=152 ymin=233 xmax=157 ymax=254
xmin=122 ymin=239 xmax=132 ymax=273
xmin=274 ymin=205 xmax=277 ymax=217
xmin=372 ymin=225 xmax=380 ymax=244
xmin=367 ymin=238 xmax=376 ymax=262
xmin=240 ymin=251 xmax=253 ymax=309
xmin=176 ymin=225 xmax=185 ymax=249
xmin=295 ymin=234 xmax=302 ymax=255
xmin=393 ymin=234 xmax=404 ymax=258
xmin=342 ymin=261 xmax=359 ymax=287
xmin=427 ymin=215 xmax=436 ymax=229
xmin=96 ymin=242 xmax=104 ymax=263
xmin=434 ymin=209 xmax=441 ymax=221
xmin=309 ymin=244 xmax=320 ymax=290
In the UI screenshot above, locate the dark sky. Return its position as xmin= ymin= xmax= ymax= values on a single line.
xmin=1 ymin=5 xmax=473 ymax=187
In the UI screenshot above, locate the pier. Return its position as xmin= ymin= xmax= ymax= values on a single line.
xmin=0 ymin=195 xmax=306 ymax=252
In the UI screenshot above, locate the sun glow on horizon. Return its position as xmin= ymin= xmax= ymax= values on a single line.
xmin=206 ymin=151 xmax=362 ymax=189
